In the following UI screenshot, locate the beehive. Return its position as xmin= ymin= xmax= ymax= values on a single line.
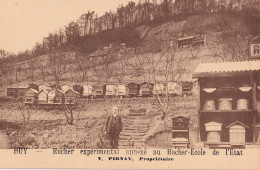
xmin=237 ymin=99 xmax=249 ymax=110
xmin=204 ymin=122 xmax=222 ymax=143
xmin=203 ymin=99 xmax=215 ymax=110
xmin=226 ymin=121 xmax=249 ymax=144
xmin=219 ymin=98 xmax=232 ymax=110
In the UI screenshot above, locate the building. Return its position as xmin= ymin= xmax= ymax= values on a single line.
xmin=193 ymin=36 xmax=207 ymax=47
xmin=177 ymin=36 xmax=206 ymax=49
xmin=193 ymin=60 xmax=260 ymax=147
xmin=24 ymin=88 xmax=38 ymax=104
xmin=177 ymin=36 xmax=195 ymax=48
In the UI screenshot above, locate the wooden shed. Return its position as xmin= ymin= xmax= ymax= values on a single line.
xmin=140 ymin=82 xmax=153 ymax=97
xmin=24 ymin=88 xmax=38 ymax=104
xmin=177 ymin=36 xmax=195 ymax=48
xmin=193 ymin=60 xmax=260 ymax=146
xmin=193 ymin=36 xmax=206 ymax=47
xmin=127 ymin=83 xmax=140 ymax=97
xmin=64 ymin=88 xmax=80 ymax=104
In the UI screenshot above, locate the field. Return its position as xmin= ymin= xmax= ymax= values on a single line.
xmin=0 ymin=96 xmax=199 ymax=149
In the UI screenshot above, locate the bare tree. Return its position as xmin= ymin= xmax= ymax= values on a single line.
xmin=129 ymin=53 xmax=147 ymax=77
xmin=62 ymin=98 xmax=85 ymax=125
xmin=17 ymin=103 xmax=31 ymax=145
xmin=141 ymin=38 xmax=195 ymax=120
xmin=48 ymin=53 xmax=67 ymax=87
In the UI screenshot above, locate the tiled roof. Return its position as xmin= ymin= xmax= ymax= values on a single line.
xmin=194 ymin=60 xmax=260 ymax=74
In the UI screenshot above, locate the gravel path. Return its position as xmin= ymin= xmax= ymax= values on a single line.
xmin=0 ymin=131 xmax=10 ymax=149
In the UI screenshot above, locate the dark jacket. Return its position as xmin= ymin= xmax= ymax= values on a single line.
xmin=106 ymin=115 xmax=123 ymax=134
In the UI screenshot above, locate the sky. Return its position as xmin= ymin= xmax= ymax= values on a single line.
xmin=0 ymin=0 xmax=139 ymax=54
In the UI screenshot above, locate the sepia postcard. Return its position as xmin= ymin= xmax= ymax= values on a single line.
xmin=0 ymin=0 xmax=260 ymax=169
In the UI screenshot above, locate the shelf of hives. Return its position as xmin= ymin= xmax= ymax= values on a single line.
xmin=199 ymin=110 xmax=254 ymax=113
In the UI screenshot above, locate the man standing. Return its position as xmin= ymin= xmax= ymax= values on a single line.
xmin=105 ymin=106 xmax=123 ymax=149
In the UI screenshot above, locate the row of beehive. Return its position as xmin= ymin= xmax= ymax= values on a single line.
xmin=82 ymin=82 xmax=184 ymax=97
xmin=205 ymin=121 xmax=249 ymax=144
xmin=24 ymin=87 xmax=80 ymax=104
xmin=7 ymin=82 xmax=194 ymax=99
xmin=203 ymin=98 xmax=250 ymax=110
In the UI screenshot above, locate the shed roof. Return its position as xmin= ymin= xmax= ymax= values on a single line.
xmin=193 ymin=60 xmax=260 ymax=78
xmin=177 ymin=36 xmax=195 ymax=41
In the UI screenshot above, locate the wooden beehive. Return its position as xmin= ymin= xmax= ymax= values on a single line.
xmin=172 ymin=116 xmax=190 ymax=143
xmin=38 ymin=90 xmax=48 ymax=104
xmin=64 ymin=89 xmax=80 ymax=104
xmin=127 ymin=83 xmax=140 ymax=96
xmin=140 ymin=82 xmax=153 ymax=97
xmin=24 ymin=88 xmax=38 ymax=104
xmin=204 ymin=122 xmax=222 ymax=143
xmin=226 ymin=121 xmax=249 ymax=144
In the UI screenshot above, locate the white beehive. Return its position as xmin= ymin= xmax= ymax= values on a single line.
xmin=226 ymin=121 xmax=249 ymax=144
xmin=204 ymin=122 xmax=222 ymax=143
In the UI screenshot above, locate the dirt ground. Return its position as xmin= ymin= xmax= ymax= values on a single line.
xmin=0 ymin=96 xmax=198 ymax=149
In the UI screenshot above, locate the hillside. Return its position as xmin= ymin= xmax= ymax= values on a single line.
xmin=0 ymin=12 xmax=256 ymax=95
xmin=0 ymin=10 xmax=260 ymax=150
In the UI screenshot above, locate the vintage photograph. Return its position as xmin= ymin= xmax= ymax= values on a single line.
xmin=0 ymin=0 xmax=260 ymax=151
